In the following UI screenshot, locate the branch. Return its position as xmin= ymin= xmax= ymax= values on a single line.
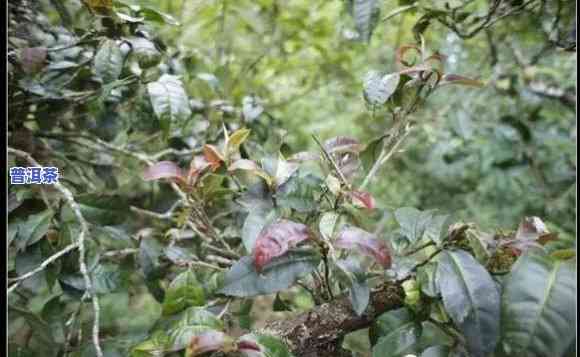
xmin=262 ymin=282 xmax=404 ymax=356
xmin=382 ymin=4 xmax=417 ymax=23
xmin=527 ymin=81 xmax=576 ymax=109
xmin=437 ymin=0 xmax=539 ymax=39
xmin=8 ymin=242 xmax=79 ymax=293
xmin=7 ymin=147 xmax=104 ymax=357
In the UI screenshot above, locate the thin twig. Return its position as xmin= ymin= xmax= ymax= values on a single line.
xmin=130 ymin=200 xmax=182 ymax=220
xmin=312 ymin=135 xmax=350 ymax=189
xmin=101 ymin=248 xmax=139 ymax=258
xmin=201 ymin=241 xmax=240 ymax=260
xmin=8 ymin=242 xmax=79 ymax=292
xmin=206 ymin=254 xmax=234 ymax=266
xmin=399 ymin=248 xmax=443 ymax=283
xmin=217 ymin=299 xmax=232 ymax=319
xmin=382 ymin=4 xmax=418 ymax=22
xmin=360 ymin=119 xmax=412 ymax=190
xmin=187 ymin=260 xmax=225 ymax=271
xmin=403 ymin=240 xmax=436 ymax=257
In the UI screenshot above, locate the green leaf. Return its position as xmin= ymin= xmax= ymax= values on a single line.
xmin=147 ymin=74 xmax=192 ymax=133
xmin=416 ymin=262 xmax=439 ymax=297
xmin=371 ymin=308 xmax=421 ymax=356
xmin=15 ymin=243 xmax=47 ymax=292
xmin=360 ymin=135 xmax=387 ymax=172
xmin=436 ymin=250 xmax=500 ymax=357
xmin=9 ymin=305 xmax=57 ymax=352
xmin=8 ymin=221 xmax=19 ymax=248
xmin=421 ymin=345 xmax=452 ymax=357
xmin=417 ymin=321 xmax=454 ymax=351
xmin=273 ymin=293 xmax=292 ymax=312
xmin=128 ymin=37 xmax=161 ymax=69
xmin=276 ymin=172 xmax=322 ymax=213
xmin=319 ymin=212 xmax=340 ymax=240
xmin=219 ymin=250 xmax=320 ymax=297
xmin=363 ymin=71 xmax=400 ymax=105
xmin=94 ymin=39 xmax=124 ymax=84
xmin=394 ymin=207 xmax=434 ymax=243
xmin=423 ymin=214 xmax=452 ymax=245
xmin=238 ymin=333 xmax=294 ymax=357
xmin=41 ymin=295 xmax=66 ymax=345
xmin=162 ymin=269 xmax=206 ymax=316
xmin=352 ymin=0 xmax=381 ymax=42
xmin=501 ymin=253 xmax=575 ymax=357
xmin=131 ymin=331 xmax=171 ymax=357
xmin=167 ymin=307 xmax=224 ymax=351
xmin=261 ymin=155 xmax=299 ymax=188
xmin=138 ymin=7 xmax=180 ymax=26
xmin=237 ymin=181 xmax=275 ymax=212
xmin=139 ymin=238 xmax=164 ymax=278
xmin=340 ymin=258 xmax=371 ymax=316
xmin=60 ymin=263 xmax=127 ymax=294
xmin=15 ymin=209 xmax=54 ymax=251
xmin=227 ymin=128 xmax=251 ymax=156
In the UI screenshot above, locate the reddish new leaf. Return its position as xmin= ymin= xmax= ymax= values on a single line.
xmin=187 ymin=155 xmax=211 ymax=185
xmin=253 ymin=220 xmax=311 ymax=272
xmin=499 ymin=217 xmax=552 ymax=255
xmin=335 ymin=226 xmax=391 ymax=268
xmin=203 ymin=144 xmax=224 ymax=171
xmin=398 ymin=64 xmax=432 ymax=76
xmin=237 ymin=340 xmax=262 ymax=357
xmin=187 ymin=331 xmax=233 ymax=356
xmin=143 ymin=161 xmax=186 ymax=183
xmin=347 ymin=190 xmax=376 ymax=210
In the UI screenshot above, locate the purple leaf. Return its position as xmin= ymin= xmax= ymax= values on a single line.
xmin=253 ymin=220 xmax=311 ymax=272
xmin=203 ymin=144 xmax=224 ymax=171
xmin=499 ymin=217 xmax=553 ymax=255
xmin=347 ymin=190 xmax=376 ymax=210
xmin=237 ymin=340 xmax=262 ymax=356
xmin=143 ymin=161 xmax=185 ymax=182
xmin=20 ymin=47 xmax=47 ymax=74
xmin=335 ymin=226 xmax=391 ymax=268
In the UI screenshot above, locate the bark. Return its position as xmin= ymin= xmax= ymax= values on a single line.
xmin=261 ymin=282 xmax=405 ymax=357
